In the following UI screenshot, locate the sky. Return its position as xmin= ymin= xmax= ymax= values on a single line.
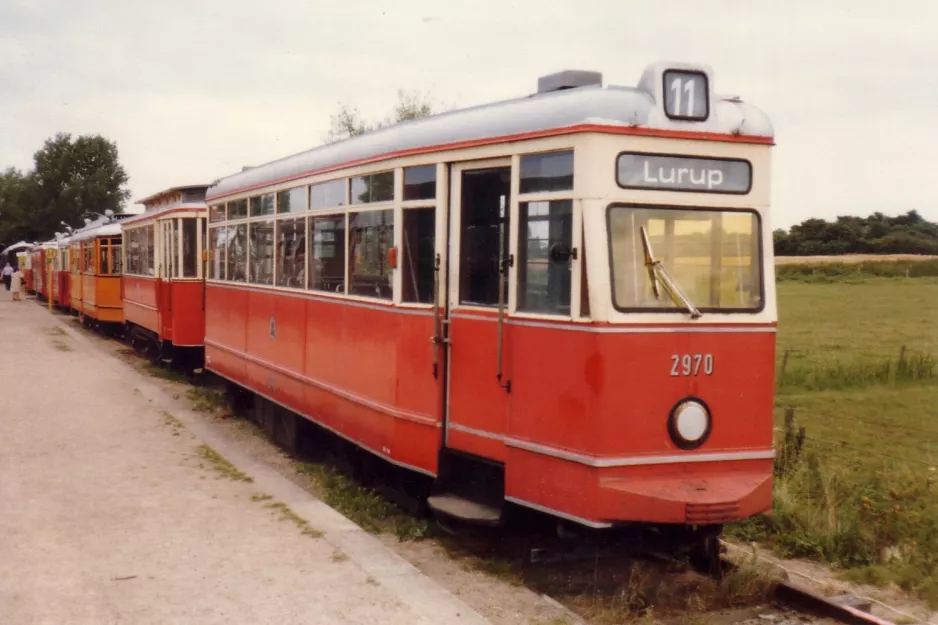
xmin=1 ymin=0 xmax=936 ymax=229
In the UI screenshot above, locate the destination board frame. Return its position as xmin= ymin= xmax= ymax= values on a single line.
xmin=615 ymin=151 xmax=753 ymax=195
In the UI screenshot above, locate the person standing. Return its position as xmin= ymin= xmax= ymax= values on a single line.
xmin=2 ymin=262 xmax=12 ymax=291
xmin=10 ymin=265 xmax=23 ymax=301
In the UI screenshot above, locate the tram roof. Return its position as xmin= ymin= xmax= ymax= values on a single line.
xmin=207 ymin=61 xmax=774 ymax=202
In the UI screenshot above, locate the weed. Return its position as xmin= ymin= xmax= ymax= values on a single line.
xmin=196 ymin=444 xmax=253 ymax=483
xmin=186 ymin=387 xmax=229 ymax=415
xmin=52 ymin=339 xmax=72 ymax=352
xmin=141 ymin=363 xmax=187 ymax=383
xmin=331 ymin=550 xmax=349 ymax=562
xmin=263 ymin=501 xmax=323 ymax=538
xmin=44 ymin=326 xmax=66 ymax=336
xmin=251 ymin=493 xmax=273 ymax=502
xmin=294 ymin=462 xmax=429 ymax=540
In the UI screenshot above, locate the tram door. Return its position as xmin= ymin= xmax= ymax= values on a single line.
xmin=443 ymin=159 xmax=513 ymax=463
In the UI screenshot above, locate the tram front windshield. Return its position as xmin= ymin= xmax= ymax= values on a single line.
xmin=607 ymin=205 xmax=762 ymax=314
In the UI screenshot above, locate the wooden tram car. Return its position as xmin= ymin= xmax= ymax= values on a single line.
xmin=121 ymin=185 xmax=209 ymax=370
xmin=200 ymin=61 xmax=777 ymax=546
xmin=68 ymin=214 xmax=126 ymax=330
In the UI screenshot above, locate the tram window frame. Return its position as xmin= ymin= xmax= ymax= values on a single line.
xmin=209 ymin=204 xmax=226 ymax=223
xmin=400 ymin=206 xmax=435 ymax=304
xmin=605 ymin=203 xmax=765 ymax=314
xmin=182 ymin=218 xmax=198 ymax=278
xmin=208 ymin=225 xmax=226 ymax=280
xmin=248 ymin=219 xmax=275 ymax=285
xmin=277 ymin=187 xmax=307 ymax=214
xmin=250 ymin=193 xmax=276 ymax=218
xmin=519 ymin=150 xmax=574 ymax=194
xmin=348 ymin=208 xmax=393 ymax=300
xmin=275 ymin=216 xmax=306 ymax=289
xmin=516 ymin=199 xmax=573 ymax=315
xmin=227 ymin=224 xmax=248 ymax=283
xmin=350 ymin=171 xmax=394 ymax=205
xmin=83 ymin=242 xmax=94 ymax=274
xmin=308 ymin=214 xmax=346 ymax=294
xmin=110 ymin=238 xmax=122 ymax=275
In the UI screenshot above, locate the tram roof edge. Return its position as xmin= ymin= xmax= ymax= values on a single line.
xmin=207 ymin=63 xmax=774 ymax=202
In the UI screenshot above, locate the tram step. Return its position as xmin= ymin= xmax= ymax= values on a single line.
xmin=427 ymin=494 xmax=502 ymax=525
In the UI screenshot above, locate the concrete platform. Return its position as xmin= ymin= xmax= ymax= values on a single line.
xmin=0 ymin=289 xmax=490 ymax=625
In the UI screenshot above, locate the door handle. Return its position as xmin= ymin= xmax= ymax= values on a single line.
xmin=495 ymin=253 xmax=513 ymax=393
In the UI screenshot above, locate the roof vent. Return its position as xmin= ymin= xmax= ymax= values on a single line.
xmin=537 ymin=70 xmax=603 ymax=94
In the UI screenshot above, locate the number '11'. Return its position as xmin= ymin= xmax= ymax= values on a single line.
xmin=670 ymin=77 xmax=696 ymax=116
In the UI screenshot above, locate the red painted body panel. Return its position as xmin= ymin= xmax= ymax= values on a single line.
xmin=205 ymin=284 xmax=440 ymax=475
xmin=51 ymin=270 xmax=70 ymax=307
xmin=123 ymin=276 xmax=207 ymax=347
xmin=205 ymin=279 xmax=774 ymax=525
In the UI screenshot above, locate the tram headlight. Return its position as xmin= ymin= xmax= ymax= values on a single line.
xmin=668 ymin=398 xmax=712 ymax=449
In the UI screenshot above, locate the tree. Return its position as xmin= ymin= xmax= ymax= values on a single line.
xmin=323 ymin=89 xmax=436 ymax=144
xmin=29 ymin=133 xmax=131 ymax=234
xmin=0 ymin=133 xmax=130 ymax=247
xmin=774 ymin=210 xmax=938 ymax=256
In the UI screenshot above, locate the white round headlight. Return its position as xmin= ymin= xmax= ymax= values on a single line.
xmin=669 ymin=399 xmax=712 ymax=449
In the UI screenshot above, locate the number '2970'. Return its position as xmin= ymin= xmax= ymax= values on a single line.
xmin=670 ymin=354 xmax=713 ymax=376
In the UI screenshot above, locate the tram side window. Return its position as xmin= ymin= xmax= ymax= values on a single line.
xmin=250 ymin=193 xmax=275 ymax=217
xmin=277 ymin=187 xmax=307 ymax=214
xmin=249 ymin=220 xmax=274 ymax=285
xmin=309 ymin=215 xmax=346 ymax=293
xmin=520 ymin=150 xmax=574 ymax=193
xmin=350 ymin=171 xmax=394 ymax=204
xmin=517 ymin=200 xmax=573 ymax=315
xmin=126 ymin=230 xmax=138 ymax=274
xmin=99 ymin=241 xmax=110 ymax=274
xmin=182 ymin=219 xmax=198 ymax=278
xmin=401 ymin=207 xmax=435 ymax=304
xmin=208 ymin=226 xmax=226 ymax=280
xmin=83 ymin=244 xmax=94 ymax=274
xmin=349 ymin=210 xmax=393 ymax=299
xmin=145 ymin=225 xmax=155 ymax=276
xmin=111 ymin=240 xmax=122 ymax=275
xmin=227 ymin=224 xmax=247 ymax=282
xmin=459 ymin=167 xmax=511 ymax=306
xmin=276 ymin=217 xmax=305 ymax=288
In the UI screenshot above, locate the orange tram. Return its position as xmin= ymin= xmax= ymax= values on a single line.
xmin=17 ymin=61 xmax=777 ymax=565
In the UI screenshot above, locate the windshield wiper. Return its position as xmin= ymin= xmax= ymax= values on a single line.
xmin=640 ymin=226 xmax=701 ymax=319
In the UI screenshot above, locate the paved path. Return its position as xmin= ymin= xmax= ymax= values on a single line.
xmin=0 ymin=289 xmax=490 ymax=625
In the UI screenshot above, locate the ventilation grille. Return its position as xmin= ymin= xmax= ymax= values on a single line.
xmin=686 ymin=502 xmax=740 ymax=524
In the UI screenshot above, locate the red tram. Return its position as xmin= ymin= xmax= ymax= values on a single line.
xmin=202 ymin=62 xmax=777 ymax=545
xmin=121 ymin=185 xmax=209 ymax=370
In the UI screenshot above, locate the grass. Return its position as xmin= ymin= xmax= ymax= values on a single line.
xmin=162 ymin=411 xmax=185 ymax=436
xmin=775 ymin=258 xmax=938 ymax=282
xmin=44 ymin=326 xmax=66 ymax=336
xmin=262 ymin=500 xmax=323 ymax=538
xmin=140 ymin=362 xmax=189 ymax=383
xmin=294 ymin=462 xmax=429 ymax=541
xmin=196 ymin=444 xmax=253 ymax=483
xmin=51 ymin=339 xmax=72 ymax=352
xmin=186 ymin=387 xmax=229 ymax=415
xmin=727 ymin=274 xmax=938 ymax=606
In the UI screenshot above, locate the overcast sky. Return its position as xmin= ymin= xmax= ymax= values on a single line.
xmin=1 ymin=0 xmax=935 ymax=229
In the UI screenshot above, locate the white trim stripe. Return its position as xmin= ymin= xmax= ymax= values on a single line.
xmin=206 ymin=281 xmax=433 ymax=317
xmin=208 ymin=368 xmax=436 ymax=478
xmin=448 ymin=421 xmax=774 ymax=467
xmin=505 ymin=496 xmax=613 ymax=529
xmin=449 ymin=312 xmax=776 ymax=334
xmin=205 ymin=339 xmax=438 ymax=427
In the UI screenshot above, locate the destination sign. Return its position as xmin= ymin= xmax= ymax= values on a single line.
xmin=616 ymin=153 xmax=752 ymax=194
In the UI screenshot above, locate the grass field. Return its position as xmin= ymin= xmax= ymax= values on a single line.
xmin=729 ymin=266 xmax=938 ymax=605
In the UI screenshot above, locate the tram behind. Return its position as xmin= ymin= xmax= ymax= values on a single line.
xmin=203 ymin=61 xmax=776 ymax=542
xmin=121 ymin=185 xmax=209 ymax=370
